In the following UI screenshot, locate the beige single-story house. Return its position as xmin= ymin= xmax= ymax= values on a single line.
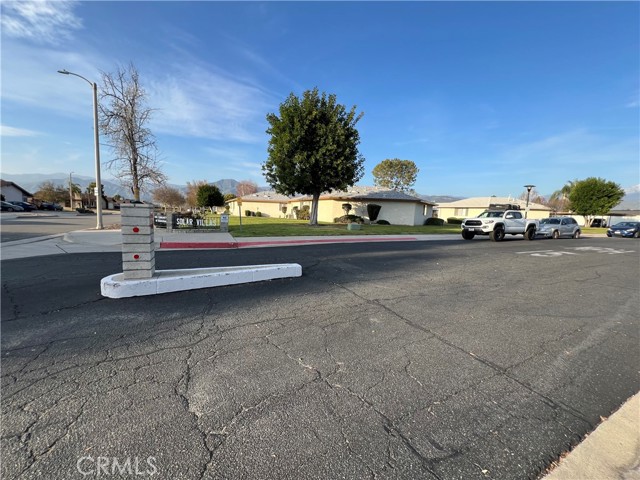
xmin=437 ymin=196 xmax=552 ymax=220
xmin=227 ymin=187 xmax=437 ymax=226
xmin=227 ymin=191 xmax=291 ymax=218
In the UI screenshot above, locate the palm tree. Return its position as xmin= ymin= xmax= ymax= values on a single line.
xmin=549 ymin=180 xmax=576 ymax=212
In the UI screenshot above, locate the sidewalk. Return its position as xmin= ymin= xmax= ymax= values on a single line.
xmin=543 ymin=393 xmax=639 ymax=480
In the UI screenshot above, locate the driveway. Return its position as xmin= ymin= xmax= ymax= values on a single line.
xmin=1 ymin=238 xmax=638 ymax=479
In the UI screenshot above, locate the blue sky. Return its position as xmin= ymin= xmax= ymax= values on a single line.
xmin=1 ymin=1 xmax=639 ymax=198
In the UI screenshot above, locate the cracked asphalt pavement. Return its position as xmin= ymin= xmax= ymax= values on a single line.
xmin=1 ymin=237 xmax=638 ymax=479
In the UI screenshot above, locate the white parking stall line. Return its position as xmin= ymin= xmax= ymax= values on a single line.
xmin=570 ymin=246 xmax=635 ymax=255
xmin=516 ymin=246 xmax=635 ymax=258
xmin=516 ymin=250 xmax=579 ymax=257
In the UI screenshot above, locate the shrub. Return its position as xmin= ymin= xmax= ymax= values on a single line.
xmin=298 ymin=205 xmax=310 ymax=220
xmin=334 ymin=214 xmax=364 ymax=224
xmin=424 ymin=217 xmax=445 ymax=226
xmin=447 ymin=217 xmax=463 ymax=225
xmin=244 ymin=210 xmax=252 ymax=216
xmin=256 ymin=211 xmax=262 ymax=217
xmin=376 ymin=219 xmax=390 ymax=225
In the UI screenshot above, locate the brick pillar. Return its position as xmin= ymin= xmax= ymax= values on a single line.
xmin=120 ymin=203 xmax=155 ymax=280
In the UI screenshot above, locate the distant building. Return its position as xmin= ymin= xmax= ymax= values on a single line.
xmin=0 ymin=180 xmax=33 ymax=202
xmin=437 ymin=196 xmax=552 ymax=220
xmin=227 ymin=186 xmax=436 ymax=225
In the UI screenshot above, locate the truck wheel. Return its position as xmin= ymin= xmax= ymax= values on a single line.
xmin=490 ymin=227 xmax=505 ymax=242
xmin=552 ymin=230 xmax=559 ymax=239
xmin=461 ymin=230 xmax=475 ymax=240
xmin=526 ymin=227 xmax=536 ymax=240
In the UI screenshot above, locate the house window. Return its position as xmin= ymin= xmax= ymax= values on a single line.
xmin=455 ymin=208 xmax=468 ymax=216
xmin=423 ymin=205 xmax=430 ymax=216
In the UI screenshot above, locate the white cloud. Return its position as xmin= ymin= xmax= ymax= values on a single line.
xmin=625 ymin=184 xmax=640 ymax=194
xmin=147 ymin=62 xmax=274 ymax=143
xmin=1 ymin=39 xmax=108 ymax=118
xmin=0 ymin=125 xmax=40 ymax=137
xmin=1 ymin=0 xmax=82 ymax=44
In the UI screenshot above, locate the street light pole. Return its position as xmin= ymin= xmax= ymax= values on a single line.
xmin=69 ymin=171 xmax=74 ymax=211
xmin=58 ymin=69 xmax=103 ymax=229
xmin=524 ymin=184 xmax=535 ymax=219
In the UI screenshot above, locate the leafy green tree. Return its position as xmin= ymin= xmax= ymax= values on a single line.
xmin=372 ymin=159 xmax=419 ymax=192
xmin=196 ymin=184 xmax=224 ymax=211
xmin=86 ymin=182 xmax=105 ymax=196
xmin=569 ymin=177 xmax=625 ymax=226
xmin=263 ymin=87 xmax=365 ymax=225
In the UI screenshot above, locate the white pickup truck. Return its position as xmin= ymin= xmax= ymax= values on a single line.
xmin=461 ymin=204 xmax=538 ymax=241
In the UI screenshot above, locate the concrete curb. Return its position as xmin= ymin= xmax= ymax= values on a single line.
xmin=0 ymin=233 xmax=66 ymax=247
xmin=101 ymin=264 xmax=303 ymax=298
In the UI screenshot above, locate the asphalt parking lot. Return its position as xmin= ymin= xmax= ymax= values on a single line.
xmin=1 ymin=237 xmax=638 ymax=479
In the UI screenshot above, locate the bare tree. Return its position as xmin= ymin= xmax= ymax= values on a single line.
xmin=153 ymin=185 xmax=185 ymax=211
xmin=236 ymin=180 xmax=258 ymax=197
xmin=99 ymin=63 xmax=166 ymax=201
xmin=518 ymin=187 xmax=547 ymax=206
xmin=35 ymin=181 xmax=67 ymax=204
xmin=185 ymin=180 xmax=209 ymax=208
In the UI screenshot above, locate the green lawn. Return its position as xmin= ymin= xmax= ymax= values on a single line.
xmin=219 ymin=216 xmax=461 ymax=237
xmin=177 ymin=214 xmax=609 ymax=237
xmin=581 ymin=227 xmax=608 ymax=235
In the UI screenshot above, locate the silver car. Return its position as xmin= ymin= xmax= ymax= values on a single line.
xmin=537 ymin=217 xmax=581 ymax=239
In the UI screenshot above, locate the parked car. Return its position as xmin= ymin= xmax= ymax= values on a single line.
xmin=9 ymin=201 xmax=36 ymax=211
xmin=536 ymin=217 xmax=581 ymax=239
xmin=1 ymin=200 xmax=24 ymax=212
xmin=606 ymin=222 xmax=640 ymax=238
xmin=590 ymin=218 xmax=607 ymax=228
xmin=40 ymin=202 xmax=63 ymax=211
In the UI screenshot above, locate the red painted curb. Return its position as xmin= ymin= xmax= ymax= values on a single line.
xmin=160 ymin=242 xmax=238 ymax=249
xmin=159 ymin=237 xmax=418 ymax=250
